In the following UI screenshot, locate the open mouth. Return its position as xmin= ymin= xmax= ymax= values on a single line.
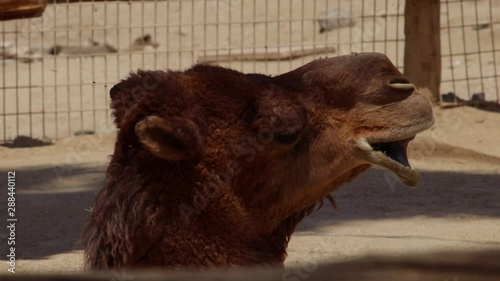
xmin=358 ymin=136 xmax=421 ymax=188
xmin=370 ymin=137 xmax=413 ymax=168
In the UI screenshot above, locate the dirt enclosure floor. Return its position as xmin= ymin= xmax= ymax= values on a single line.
xmin=0 ymin=105 xmax=499 ymax=274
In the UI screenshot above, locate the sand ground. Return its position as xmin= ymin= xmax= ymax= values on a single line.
xmin=0 ymin=105 xmax=499 ymax=274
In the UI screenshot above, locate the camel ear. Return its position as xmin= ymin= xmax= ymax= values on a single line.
xmin=135 ymin=116 xmax=201 ymax=161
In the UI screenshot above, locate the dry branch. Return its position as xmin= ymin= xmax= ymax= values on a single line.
xmin=197 ymin=45 xmax=337 ymax=63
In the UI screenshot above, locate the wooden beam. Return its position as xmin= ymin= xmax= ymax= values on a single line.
xmin=3 ymin=250 xmax=500 ymax=281
xmin=197 ymin=45 xmax=336 ymax=63
xmin=50 ymin=0 xmax=161 ymax=2
xmin=0 ymin=0 xmax=47 ymax=21
xmin=404 ymin=0 xmax=441 ymax=104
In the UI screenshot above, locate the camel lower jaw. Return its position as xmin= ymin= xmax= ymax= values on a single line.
xmin=369 ymin=150 xmax=421 ymax=188
xmin=357 ymin=136 xmax=421 ymax=188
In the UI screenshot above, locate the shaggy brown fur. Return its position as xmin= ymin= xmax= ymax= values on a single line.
xmin=83 ymin=53 xmax=434 ymax=269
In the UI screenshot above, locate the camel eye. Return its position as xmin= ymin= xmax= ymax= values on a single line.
xmin=274 ymin=130 xmax=301 ymax=144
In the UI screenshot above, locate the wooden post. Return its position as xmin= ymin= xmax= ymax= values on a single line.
xmin=404 ymin=0 xmax=441 ymax=104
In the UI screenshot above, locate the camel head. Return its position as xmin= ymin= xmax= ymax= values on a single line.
xmin=259 ymin=52 xmax=435 ymax=217
xmin=94 ymin=52 xmax=434 ymax=268
xmin=110 ymin=52 xmax=434 ymax=226
xmin=288 ymin=52 xmax=434 ymax=187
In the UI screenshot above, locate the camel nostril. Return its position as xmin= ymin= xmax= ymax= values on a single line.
xmin=388 ymin=77 xmax=415 ymax=92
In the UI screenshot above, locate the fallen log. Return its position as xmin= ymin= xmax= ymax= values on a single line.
xmin=3 ymin=250 xmax=500 ymax=281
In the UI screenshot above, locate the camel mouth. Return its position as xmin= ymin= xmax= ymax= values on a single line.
xmin=358 ymin=136 xmax=421 ymax=188
xmin=370 ymin=137 xmax=413 ymax=168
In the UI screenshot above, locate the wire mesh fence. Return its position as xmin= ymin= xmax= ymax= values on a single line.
xmin=1 ymin=0 xmax=498 ymax=145
xmin=0 ymin=0 xmax=406 ymax=144
xmin=440 ymin=0 xmax=500 ymax=104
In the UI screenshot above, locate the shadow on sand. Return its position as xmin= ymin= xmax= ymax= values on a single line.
xmin=0 ymin=164 xmax=498 ymax=260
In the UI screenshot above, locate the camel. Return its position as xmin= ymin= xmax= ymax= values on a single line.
xmin=82 ymin=52 xmax=434 ymax=269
